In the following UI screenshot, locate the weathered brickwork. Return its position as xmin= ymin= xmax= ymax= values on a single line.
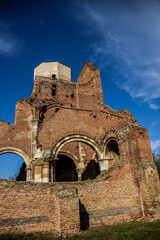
xmin=0 ymin=180 xmax=79 ymax=236
xmin=0 ymin=61 xmax=159 ymax=235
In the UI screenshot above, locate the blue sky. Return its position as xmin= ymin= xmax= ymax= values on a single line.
xmin=0 ymin=0 xmax=160 ymax=179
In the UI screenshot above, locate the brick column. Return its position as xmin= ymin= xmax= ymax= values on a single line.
xmin=55 ymin=186 xmax=80 ymax=236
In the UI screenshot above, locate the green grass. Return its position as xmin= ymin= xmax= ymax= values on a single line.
xmin=1 ymin=221 xmax=160 ymax=240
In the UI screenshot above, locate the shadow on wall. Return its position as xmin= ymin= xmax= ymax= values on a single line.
xmin=79 ymin=200 xmax=89 ymax=231
xmin=82 ymin=160 xmax=100 ymax=181
xmin=16 ymin=162 xmax=26 ymax=181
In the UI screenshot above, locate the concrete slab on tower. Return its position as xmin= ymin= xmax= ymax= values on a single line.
xmin=34 ymin=62 xmax=72 ymax=81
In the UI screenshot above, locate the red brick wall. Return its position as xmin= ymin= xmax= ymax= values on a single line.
xmin=0 ymin=99 xmax=31 ymax=159
xmin=76 ymin=163 xmax=141 ymax=228
xmin=0 ymin=181 xmax=80 ymax=236
xmin=0 ymin=161 xmax=159 ymax=236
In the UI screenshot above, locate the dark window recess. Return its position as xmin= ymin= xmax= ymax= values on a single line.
xmin=71 ymin=93 xmax=74 ymax=98
xmin=106 ymin=140 xmax=120 ymax=155
xmin=52 ymin=74 xmax=56 ymax=80
xmin=39 ymin=106 xmax=47 ymax=122
xmin=55 ymin=108 xmax=59 ymax=113
xmin=56 ymin=155 xmax=78 ymax=182
xmin=52 ymin=84 xmax=56 ymax=96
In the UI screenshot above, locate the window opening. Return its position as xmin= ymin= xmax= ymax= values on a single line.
xmin=52 ymin=84 xmax=56 ymax=96
xmin=52 ymin=74 xmax=56 ymax=80
xmin=0 ymin=153 xmax=26 ymax=181
xmin=106 ymin=140 xmax=119 ymax=155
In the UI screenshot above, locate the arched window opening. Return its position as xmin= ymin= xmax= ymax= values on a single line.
xmin=106 ymin=140 xmax=119 ymax=156
xmin=56 ymin=154 xmax=78 ymax=182
xmin=81 ymin=160 xmax=100 ymax=181
xmin=105 ymin=139 xmax=120 ymax=167
xmin=0 ymin=153 xmax=26 ymax=181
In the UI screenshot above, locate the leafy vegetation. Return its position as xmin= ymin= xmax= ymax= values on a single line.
xmin=7 ymin=174 xmax=18 ymax=181
xmin=1 ymin=221 xmax=160 ymax=240
xmin=153 ymin=150 xmax=160 ymax=178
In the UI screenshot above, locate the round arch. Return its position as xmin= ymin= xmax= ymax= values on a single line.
xmin=102 ymin=131 xmax=119 ymax=148
xmin=104 ymin=137 xmax=120 ymax=157
xmin=53 ymin=134 xmax=101 ymax=159
xmin=0 ymin=147 xmax=30 ymax=168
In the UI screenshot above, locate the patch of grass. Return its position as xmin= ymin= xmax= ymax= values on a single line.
xmin=1 ymin=221 xmax=160 ymax=240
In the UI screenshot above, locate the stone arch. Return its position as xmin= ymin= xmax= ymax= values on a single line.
xmin=0 ymin=147 xmax=30 ymax=168
xmin=53 ymin=134 xmax=101 ymax=159
xmin=102 ymin=131 xmax=118 ymax=148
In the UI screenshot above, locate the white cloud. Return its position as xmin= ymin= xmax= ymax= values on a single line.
xmin=0 ymin=22 xmax=22 ymax=56
xmin=148 ymin=103 xmax=159 ymax=110
xmin=150 ymin=139 xmax=160 ymax=150
xmin=77 ymin=0 xmax=160 ymax=109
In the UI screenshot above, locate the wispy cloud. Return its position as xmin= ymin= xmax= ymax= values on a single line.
xmin=0 ymin=22 xmax=23 ymax=57
xmin=76 ymin=0 xmax=160 ymax=109
xmin=150 ymin=139 xmax=160 ymax=150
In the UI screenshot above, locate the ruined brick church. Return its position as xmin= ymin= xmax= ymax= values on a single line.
xmin=0 ymin=62 xmax=159 ymax=236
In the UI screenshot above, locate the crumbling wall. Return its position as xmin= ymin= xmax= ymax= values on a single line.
xmin=36 ymin=107 xmax=135 ymax=151
xmin=76 ymin=162 xmax=142 ymax=229
xmin=0 ymin=99 xmax=32 ymax=162
xmin=0 ymin=161 xmax=146 ymax=236
xmin=0 ymin=181 xmax=80 ymax=236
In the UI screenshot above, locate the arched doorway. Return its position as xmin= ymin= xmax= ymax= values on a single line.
xmin=56 ymin=154 xmax=78 ymax=182
xmin=0 ymin=153 xmax=26 ymax=181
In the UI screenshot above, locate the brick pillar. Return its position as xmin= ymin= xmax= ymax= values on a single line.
xmin=55 ymin=186 xmax=80 ymax=236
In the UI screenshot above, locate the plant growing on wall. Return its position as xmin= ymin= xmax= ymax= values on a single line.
xmin=153 ymin=150 xmax=160 ymax=178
